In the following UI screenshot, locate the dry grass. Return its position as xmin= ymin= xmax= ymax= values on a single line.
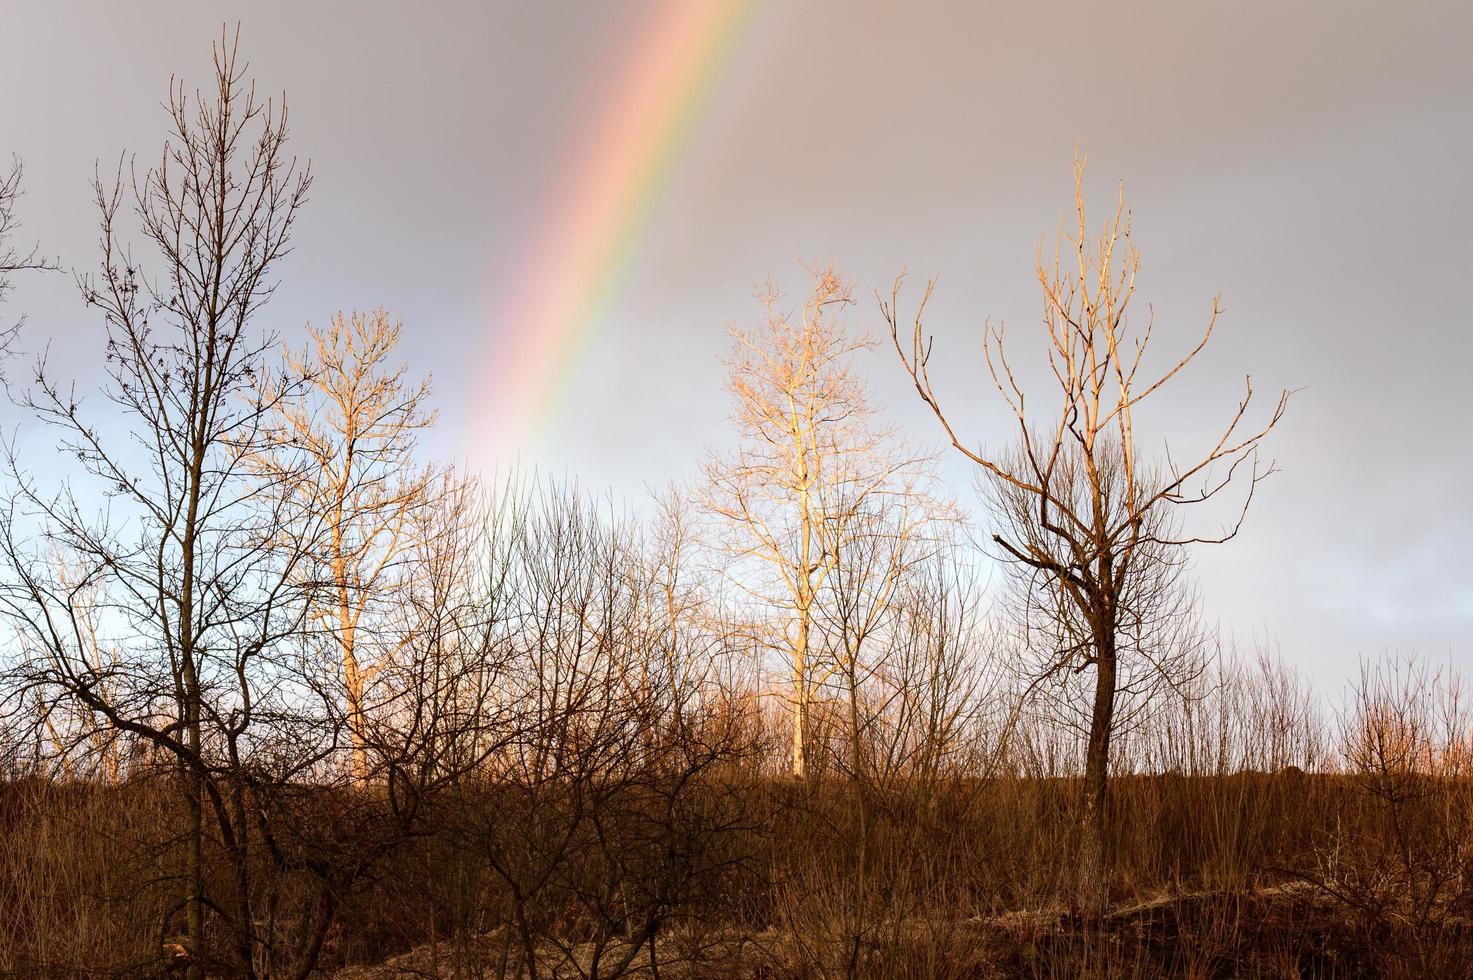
xmin=4 ymin=658 xmax=1472 ymax=977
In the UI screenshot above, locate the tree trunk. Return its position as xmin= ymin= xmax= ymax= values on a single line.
xmin=790 ymin=682 xmax=807 ymax=779
xmin=182 ymin=507 xmax=205 ymax=978
xmin=185 ymin=702 xmax=205 ymax=980
xmin=343 ymin=642 xmax=367 ymax=782
xmin=847 ymin=658 xmax=864 ymax=788
xmin=1079 ymin=631 xmax=1117 ymax=916
xmin=791 ymin=606 xmax=809 ymax=778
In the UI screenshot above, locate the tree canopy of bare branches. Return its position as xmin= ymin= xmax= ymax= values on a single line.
xmin=261 ymin=308 xmax=442 ymax=781
xmin=885 ymin=155 xmax=1289 ymax=911
xmin=0 ymin=31 xmax=321 ymax=977
xmin=705 ymin=266 xmax=937 ymax=778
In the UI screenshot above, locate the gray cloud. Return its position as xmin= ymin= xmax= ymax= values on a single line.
xmin=1 ymin=0 xmax=1468 ymax=687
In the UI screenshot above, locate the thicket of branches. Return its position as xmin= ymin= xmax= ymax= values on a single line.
xmin=0 ymin=33 xmax=1469 ymax=980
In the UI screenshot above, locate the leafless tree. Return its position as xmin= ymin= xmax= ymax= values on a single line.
xmin=260 ymin=308 xmax=440 ymax=781
xmin=0 ymin=31 xmax=330 ymax=976
xmin=705 ymin=266 xmax=927 ymax=778
xmin=870 ymin=536 xmax=998 ymax=787
xmin=16 ymin=551 xmax=128 ymax=780
xmin=885 ymin=155 xmax=1289 ymax=911
xmin=420 ymin=477 xmax=759 ymax=979
xmin=814 ymin=478 xmax=948 ymax=788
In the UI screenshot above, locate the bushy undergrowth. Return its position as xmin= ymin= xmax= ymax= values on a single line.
xmin=6 ymin=659 xmax=1473 ymax=979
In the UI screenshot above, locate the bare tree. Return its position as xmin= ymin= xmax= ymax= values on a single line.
xmin=814 ymin=476 xmax=946 ymax=788
xmin=18 ymin=551 xmax=127 ymax=781
xmin=885 ymin=155 xmax=1288 ymax=911
xmin=0 ymin=32 xmax=325 ymax=976
xmin=639 ymin=483 xmax=732 ymax=762
xmin=429 ymin=476 xmax=758 ymax=980
xmin=262 ymin=308 xmax=439 ymax=781
xmin=852 ymin=531 xmax=996 ymax=788
xmin=989 ymin=442 xmax=1210 ymax=780
xmin=704 ymin=266 xmax=925 ymax=778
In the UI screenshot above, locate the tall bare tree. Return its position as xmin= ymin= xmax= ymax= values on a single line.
xmin=262 ymin=308 xmax=438 ymax=781
xmin=0 ymin=32 xmax=322 ymax=975
xmin=705 ymin=266 xmax=924 ymax=778
xmin=885 ymin=156 xmax=1288 ymax=911
xmin=815 ymin=475 xmax=945 ymax=787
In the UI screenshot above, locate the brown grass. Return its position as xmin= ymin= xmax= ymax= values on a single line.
xmin=4 ymin=657 xmax=1471 ymax=977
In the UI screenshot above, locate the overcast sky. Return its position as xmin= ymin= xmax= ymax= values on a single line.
xmin=2 ymin=1 xmax=1470 ymax=687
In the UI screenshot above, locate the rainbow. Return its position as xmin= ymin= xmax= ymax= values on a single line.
xmin=479 ymin=0 xmax=758 ymax=454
